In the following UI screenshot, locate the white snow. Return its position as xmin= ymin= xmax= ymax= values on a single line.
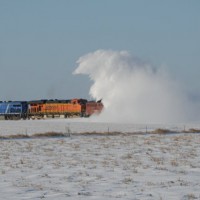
xmin=0 ymin=118 xmax=200 ymax=199
xmin=1 ymin=118 xmax=200 ymax=136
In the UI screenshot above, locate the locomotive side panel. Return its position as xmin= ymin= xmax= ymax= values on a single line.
xmin=42 ymin=103 xmax=82 ymax=116
xmin=28 ymin=99 xmax=83 ymax=118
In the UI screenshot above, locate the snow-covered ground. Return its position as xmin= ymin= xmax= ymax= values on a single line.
xmin=0 ymin=119 xmax=200 ymax=199
xmin=1 ymin=118 xmax=200 ymax=136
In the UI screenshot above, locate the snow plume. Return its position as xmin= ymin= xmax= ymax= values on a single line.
xmin=74 ymin=50 xmax=197 ymax=124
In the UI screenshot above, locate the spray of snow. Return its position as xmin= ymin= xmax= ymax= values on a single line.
xmin=74 ymin=50 xmax=198 ymax=124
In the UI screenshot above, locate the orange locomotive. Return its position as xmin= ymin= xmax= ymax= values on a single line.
xmin=28 ymin=99 xmax=88 ymax=119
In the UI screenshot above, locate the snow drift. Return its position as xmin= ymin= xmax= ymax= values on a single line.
xmin=74 ymin=50 xmax=198 ymax=124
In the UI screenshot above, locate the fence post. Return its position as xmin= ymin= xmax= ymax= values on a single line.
xmin=65 ymin=124 xmax=71 ymax=137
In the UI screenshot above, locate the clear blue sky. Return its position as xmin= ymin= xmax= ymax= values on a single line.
xmin=0 ymin=0 xmax=199 ymax=100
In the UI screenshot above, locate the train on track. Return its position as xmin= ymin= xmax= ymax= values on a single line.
xmin=0 ymin=99 xmax=103 ymax=120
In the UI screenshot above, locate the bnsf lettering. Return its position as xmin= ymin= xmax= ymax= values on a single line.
xmin=45 ymin=106 xmax=54 ymax=110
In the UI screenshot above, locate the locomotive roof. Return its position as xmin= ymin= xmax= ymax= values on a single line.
xmin=28 ymin=99 xmax=72 ymax=104
xmin=0 ymin=101 xmax=27 ymax=104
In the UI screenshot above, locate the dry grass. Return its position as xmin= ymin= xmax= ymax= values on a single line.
xmin=75 ymin=131 xmax=125 ymax=136
xmin=151 ymin=128 xmax=200 ymax=134
xmin=0 ymin=134 xmax=30 ymax=139
xmin=0 ymin=132 xmax=66 ymax=139
xmin=151 ymin=129 xmax=176 ymax=134
xmin=32 ymin=132 xmax=65 ymax=138
xmin=0 ymin=127 xmax=199 ymax=140
xmin=184 ymin=128 xmax=200 ymax=133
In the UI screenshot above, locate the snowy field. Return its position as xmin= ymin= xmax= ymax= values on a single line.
xmin=1 ymin=118 xmax=200 ymax=136
xmin=0 ymin=119 xmax=200 ymax=199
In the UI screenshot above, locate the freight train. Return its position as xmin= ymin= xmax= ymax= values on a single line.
xmin=0 ymin=99 xmax=103 ymax=120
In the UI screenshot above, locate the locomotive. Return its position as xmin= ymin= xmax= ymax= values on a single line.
xmin=0 ymin=99 xmax=103 ymax=120
xmin=0 ymin=101 xmax=28 ymax=120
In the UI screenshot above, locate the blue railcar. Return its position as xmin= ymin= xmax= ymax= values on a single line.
xmin=0 ymin=101 xmax=28 ymax=119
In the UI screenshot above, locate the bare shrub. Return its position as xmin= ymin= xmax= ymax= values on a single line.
xmin=183 ymin=193 xmax=197 ymax=199
xmin=155 ymin=166 xmax=167 ymax=171
xmin=72 ymin=144 xmax=80 ymax=149
xmin=171 ymin=159 xmax=179 ymax=167
xmin=122 ymin=177 xmax=132 ymax=184
xmin=173 ymin=136 xmax=182 ymax=141
xmin=151 ymin=157 xmax=164 ymax=165
xmin=121 ymin=153 xmax=133 ymax=159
